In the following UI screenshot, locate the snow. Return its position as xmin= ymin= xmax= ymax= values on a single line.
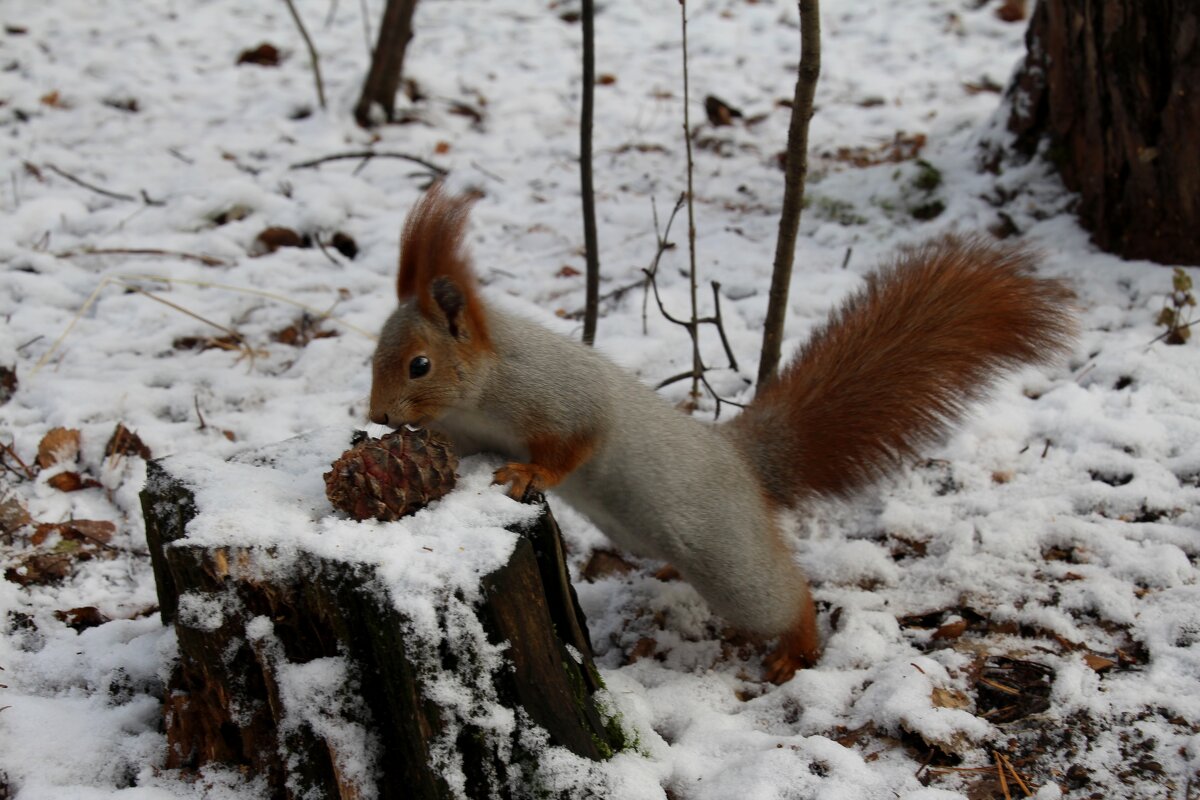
xmin=2 ymin=0 xmax=1199 ymax=797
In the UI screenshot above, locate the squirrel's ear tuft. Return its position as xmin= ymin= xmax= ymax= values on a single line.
xmin=431 ymin=276 xmax=465 ymax=338
xmin=397 ymin=183 xmax=473 ymax=302
xmin=395 ymin=183 xmax=492 ymax=350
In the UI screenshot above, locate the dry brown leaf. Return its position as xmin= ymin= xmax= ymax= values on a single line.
xmin=580 ymin=549 xmax=637 ymax=581
xmin=627 ymin=637 xmax=657 ymax=663
xmin=105 ymin=423 xmax=152 ymax=461
xmin=0 ymin=365 xmax=16 ymax=405
xmin=933 ymin=619 xmax=969 ymax=640
xmin=33 ymin=519 xmax=115 ymax=546
xmin=54 ymin=606 xmax=110 ymax=631
xmin=5 ymin=552 xmax=73 ymax=586
xmin=995 ymin=0 xmax=1027 ymax=23
xmin=36 ymin=427 xmax=80 ymax=469
xmin=0 ymin=495 xmax=32 ymax=536
xmin=47 ymin=471 xmax=99 ymax=492
xmin=236 ymin=43 xmax=281 ymax=67
xmin=252 ymin=226 xmax=309 ymax=255
xmin=1083 ymin=653 xmax=1117 ymax=672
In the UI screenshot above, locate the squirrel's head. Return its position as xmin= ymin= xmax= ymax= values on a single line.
xmin=368 ymin=186 xmax=493 ymax=428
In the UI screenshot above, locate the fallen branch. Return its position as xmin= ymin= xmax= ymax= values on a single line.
xmin=56 ymin=247 xmax=229 ymax=267
xmin=31 ymin=273 xmax=376 ymax=378
xmin=44 ymin=164 xmax=163 ymax=206
xmin=289 ymin=150 xmax=448 ymax=176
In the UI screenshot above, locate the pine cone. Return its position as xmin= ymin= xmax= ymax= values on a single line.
xmin=324 ymin=428 xmax=458 ymax=521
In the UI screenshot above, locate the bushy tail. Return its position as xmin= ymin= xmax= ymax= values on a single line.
xmin=728 ymin=235 xmax=1077 ymax=505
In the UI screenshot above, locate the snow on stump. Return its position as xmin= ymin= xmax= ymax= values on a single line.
xmin=140 ymin=428 xmax=623 ymax=799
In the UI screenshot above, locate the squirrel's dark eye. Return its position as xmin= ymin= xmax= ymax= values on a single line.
xmin=409 ymin=356 xmax=431 ymax=379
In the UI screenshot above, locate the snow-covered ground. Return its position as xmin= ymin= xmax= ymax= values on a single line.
xmin=1 ymin=0 xmax=1197 ymax=797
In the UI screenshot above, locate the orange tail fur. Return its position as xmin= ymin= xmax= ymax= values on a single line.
xmin=730 ymin=236 xmax=1076 ymax=505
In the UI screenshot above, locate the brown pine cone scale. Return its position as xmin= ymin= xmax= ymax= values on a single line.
xmin=324 ymin=428 xmax=458 ymax=521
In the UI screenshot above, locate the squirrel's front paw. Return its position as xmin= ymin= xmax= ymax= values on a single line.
xmin=493 ymin=462 xmax=550 ymax=502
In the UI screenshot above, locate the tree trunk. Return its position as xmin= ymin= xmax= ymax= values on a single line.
xmin=141 ymin=434 xmax=621 ymax=799
xmin=354 ymin=0 xmax=419 ymax=127
xmin=1006 ymin=0 xmax=1200 ymax=265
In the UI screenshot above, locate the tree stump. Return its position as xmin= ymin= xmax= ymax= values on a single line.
xmin=140 ymin=429 xmax=623 ymax=799
xmin=1005 ymin=0 xmax=1200 ymax=265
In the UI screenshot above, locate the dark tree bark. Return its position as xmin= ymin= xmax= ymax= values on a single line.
xmin=354 ymin=0 xmax=419 ymax=127
xmin=1007 ymin=0 xmax=1200 ymax=264
xmin=141 ymin=448 xmax=621 ymax=799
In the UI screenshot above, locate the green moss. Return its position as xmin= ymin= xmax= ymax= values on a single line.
xmin=911 ymin=158 xmax=943 ymax=192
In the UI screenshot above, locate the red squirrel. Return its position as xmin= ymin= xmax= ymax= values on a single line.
xmin=369 ymin=186 xmax=1076 ymax=683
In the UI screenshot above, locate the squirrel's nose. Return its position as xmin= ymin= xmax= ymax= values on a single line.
xmin=369 ymin=410 xmax=390 ymax=426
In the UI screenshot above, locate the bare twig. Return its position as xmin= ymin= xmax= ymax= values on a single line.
xmin=30 ymin=272 xmax=376 ymax=379
xmin=642 ymin=194 xmax=685 ymax=333
xmin=642 ymin=194 xmax=744 ymax=417
xmin=709 ymin=282 xmax=738 ymax=371
xmin=282 ymin=0 xmax=327 ymax=110
xmin=756 ymin=0 xmax=821 ymax=387
xmin=290 ymin=150 xmax=448 ymax=176
xmin=680 ymin=0 xmax=701 ymax=400
xmin=914 ymin=747 xmax=938 ymax=778
xmin=56 ymin=247 xmax=229 ymax=267
xmin=117 ymin=274 xmax=377 ymax=339
xmin=313 ymin=236 xmax=343 ymax=267
xmin=579 ymin=0 xmax=600 ymax=346
xmin=1 ymin=440 xmax=36 ymax=481
xmin=119 ymin=284 xmax=244 ymax=344
xmin=44 ymin=164 xmax=159 ymax=205
xmin=194 ymin=395 xmax=208 ymax=431
xmin=1148 ymin=317 xmax=1198 ymax=346
xmin=563 ymin=278 xmax=646 ymax=321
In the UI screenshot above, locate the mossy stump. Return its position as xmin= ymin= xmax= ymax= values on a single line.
xmin=140 ymin=439 xmax=619 ymax=800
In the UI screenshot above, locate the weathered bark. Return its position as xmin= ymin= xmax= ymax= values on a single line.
xmin=141 ymin=453 xmax=620 ymax=800
xmin=1007 ymin=0 xmax=1200 ymax=264
xmin=354 ymin=0 xmax=419 ymax=127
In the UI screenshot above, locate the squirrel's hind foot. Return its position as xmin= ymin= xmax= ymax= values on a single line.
xmin=762 ymin=603 xmax=821 ymax=685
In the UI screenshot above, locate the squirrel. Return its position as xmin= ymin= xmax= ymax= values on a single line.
xmin=368 ymin=185 xmax=1077 ymax=684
